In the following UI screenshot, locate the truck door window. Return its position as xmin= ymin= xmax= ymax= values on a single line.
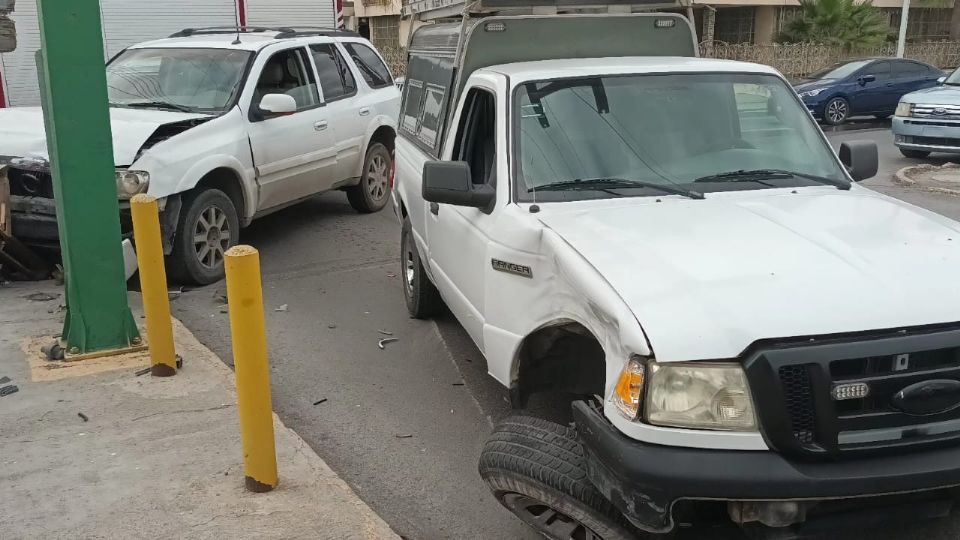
xmin=453 ymin=88 xmax=496 ymax=187
xmin=254 ymin=48 xmax=318 ymax=111
xmin=309 ymin=44 xmax=356 ymax=101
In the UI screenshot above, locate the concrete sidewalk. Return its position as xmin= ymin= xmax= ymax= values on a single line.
xmin=0 ymin=280 xmax=398 ymax=540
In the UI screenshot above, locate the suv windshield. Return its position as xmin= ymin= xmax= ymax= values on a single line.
xmin=944 ymin=68 xmax=960 ymax=86
xmin=107 ymin=48 xmax=252 ymax=113
xmin=516 ymin=72 xmax=848 ymax=202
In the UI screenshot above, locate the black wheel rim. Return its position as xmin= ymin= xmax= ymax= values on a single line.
xmin=502 ymin=493 xmax=603 ymax=540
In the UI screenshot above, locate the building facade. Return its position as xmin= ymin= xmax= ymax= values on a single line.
xmin=0 ymin=0 xmax=338 ymax=107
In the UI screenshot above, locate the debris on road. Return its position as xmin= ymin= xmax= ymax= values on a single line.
xmin=213 ymin=290 xmax=228 ymax=304
xmin=386 ymin=272 xmax=397 ymax=278
xmin=168 ymin=287 xmax=183 ymax=300
xmin=78 ymin=412 xmax=89 ymax=422
xmin=0 ymin=384 xmax=18 ymax=397
xmin=41 ymin=341 xmax=66 ymax=361
xmin=452 ymin=382 xmax=465 ymax=386
xmin=275 ymin=304 xmax=289 ymax=312
xmin=134 ymin=367 xmax=151 ymax=377
xmin=377 ymin=329 xmax=393 ymax=336
xmin=327 ymin=323 xmax=337 ymax=329
xmin=395 ymin=433 xmax=414 ymax=439
xmin=378 ymin=338 xmax=398 ymax=350
xmin=25 ymin=292 xmax=57 ymax=302
xmin=313 ymin=398 xmax=328 ymax=406
xmin=0 ymin=376 xmax=9 ymax=384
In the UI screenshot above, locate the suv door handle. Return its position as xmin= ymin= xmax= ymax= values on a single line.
xmin=314 ymin=121 xmax=328 ymax=131
xmin=359 ymin=108 xmax=371 ymax=117
xmin=430 ymin=202 xmax=439 ymax=215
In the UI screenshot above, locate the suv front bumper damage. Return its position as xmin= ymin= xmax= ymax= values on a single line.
xmin=572 ymin=401 xmax=960 ymax=534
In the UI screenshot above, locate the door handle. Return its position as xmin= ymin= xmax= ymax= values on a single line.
xmin=314 ymin=120 xmax=328 ymax=131
xmin=359 ymin=108 xmax=371 ymax=117
xmin=429 ymin=202 xmax=439 ymax=215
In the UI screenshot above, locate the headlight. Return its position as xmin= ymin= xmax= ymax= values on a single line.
xmin=613 ymin=356 xmax=646 ymax=419
xmin=895 ymin=102 xmax=913 ymax=117
xmin=645 ymin=361 xmax=756 ymax=431
xmin=798 ymin=88 xmax=825 ymax=98
xmin=116 ymin=170 xmax=150 ymax=199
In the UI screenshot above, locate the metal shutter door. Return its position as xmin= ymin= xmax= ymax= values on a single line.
xmin=0 ymin=0 xmax=40 ymax=106
xmin=245 ymin=0 xmax=335 ymax=28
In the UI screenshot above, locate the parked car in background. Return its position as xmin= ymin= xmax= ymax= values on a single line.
xmin=0 ymin=27 xmax=400 ymax=284
xmin=795 ymin=58 xmax=943 ymax=125
xmin=893 ymin=69 xmax=960 ymax=158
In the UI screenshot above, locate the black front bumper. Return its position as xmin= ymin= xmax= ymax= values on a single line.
xmin=572 ymin=401 xmax=960 ymax=533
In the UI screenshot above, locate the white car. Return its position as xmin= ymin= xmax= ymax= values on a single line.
xmin=0 ymin=26 xmax=399 ymax=284
xmin=395 ymin=13 xmax=960 ymax=539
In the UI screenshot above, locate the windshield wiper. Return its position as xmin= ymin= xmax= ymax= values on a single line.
xmin=694 ymin=169 xmax=850 ymax=190
xmin=121 ymin=101 xmax=195 ymax=113
xmin=529 ymin=178 xmax=704 ymax=200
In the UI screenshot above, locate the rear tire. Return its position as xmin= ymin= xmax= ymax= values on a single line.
xmin=401 ymin=216 xmax=442 ymax=319
xmin=900 ymin=148 xmax=931 ymax=159
xmin=347 ymin=142 xmax=392 ymax=213
xmin=479 ymin=416 xmax=644 ymax=540
xmin=168 ymin=188 xmax=239 ymax=285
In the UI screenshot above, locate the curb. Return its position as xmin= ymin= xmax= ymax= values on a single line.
xmin=894 ymin=163 xmax=960 ymax=197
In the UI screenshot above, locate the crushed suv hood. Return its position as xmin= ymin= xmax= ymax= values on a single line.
xmin=537 ymin=189 xmax=960 ymax=361
xmin=0 ymin=107 xmax=212 ymax=166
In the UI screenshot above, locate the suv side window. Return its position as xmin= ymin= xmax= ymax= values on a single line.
xmin=452 ymin=88 xmax=496 ymax=187
xmin=254 ymin=48 xmax=318 ymax=111
xmin=309 ymin=43 xmax=356 ymax=101
xmin=343 ymin=42 xmax=393 ymax=89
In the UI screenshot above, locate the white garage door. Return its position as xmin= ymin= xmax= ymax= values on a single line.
xmin=245 ymin=0 xmax=335 ymax=29
xmin=0 ymin=0 xmax=239 ymax=107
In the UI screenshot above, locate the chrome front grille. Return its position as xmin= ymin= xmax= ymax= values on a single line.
xmin=913 ymin=104 xmax=960 ymax=121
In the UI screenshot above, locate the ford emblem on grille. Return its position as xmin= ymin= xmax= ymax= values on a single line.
xmin=891 ymin=379 xmax=960 ymax=415
xmin=932 ymin=107 xmax=947 ymax=115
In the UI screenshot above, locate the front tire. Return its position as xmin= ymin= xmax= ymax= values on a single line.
xmin=823 ymin=97 xmax=850 ymax=125
xmin=479 ymin=416 xmax=643 ymax=540
xmin=900 ymin=148 xmax=931 ymax=159
xmin=347 ymin=142 xmax=392 ymax=213
xmin=401 ymin=216 xmax=442 ymax=319
xmin=168 ymin=188 xmax=239 ymax=285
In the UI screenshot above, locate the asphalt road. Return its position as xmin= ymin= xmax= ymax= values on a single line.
xmin=173 ymin=128 xmax=960 ymax=540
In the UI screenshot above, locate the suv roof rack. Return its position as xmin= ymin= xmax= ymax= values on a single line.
xmin=168 ymin=26 xmax=360 ymax=39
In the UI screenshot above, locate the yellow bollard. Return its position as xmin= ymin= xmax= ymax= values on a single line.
xmin=224 ymin=245 xmax=278 ymax=492
xmin=129 ymin=194 xmax=177 ymax=377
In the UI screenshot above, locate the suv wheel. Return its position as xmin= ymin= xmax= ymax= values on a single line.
xmin=347 ymin=142 xmax=392 ymax=213
xmin=479 ymin=416 xmax=643 ymax=540
xmin=824 ymin=97 xmax=849 ymax=125
xmin=401 ymin=216 xmax=442 ymax=318
xmin=168 ymin=188 xmax=239 ymax=285
xmin=900 ymin=148 xmax=931 ymax=159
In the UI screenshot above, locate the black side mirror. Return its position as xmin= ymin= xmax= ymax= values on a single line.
xmin=858 ymin=74 xmax=876 ymax=85
xmin=839 ymin=141 xmax=878 ymax=182
xmin=423 ymin=161 xmax=495 ymax=212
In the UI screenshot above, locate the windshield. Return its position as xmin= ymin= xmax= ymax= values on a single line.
xmin=945 ymin=68 xmax=960 ymax=85
xmin=807 ymin=60 xmax=870 ymax=80
xmin=516 ymin=72 xmax=847 ymax=202
xmin=107 ymin=48 xmax=252 ymax=113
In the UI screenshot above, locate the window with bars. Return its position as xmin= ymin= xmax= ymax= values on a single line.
xmin=777 ymin=6 xmax=803 ymax=34
xmin=884 ymin=8 xmax=951 ymax=41
xmin=370 ymin=15 xmax=400 ymax=52
xmin=714 ymin=7 xmax=756 ymax=44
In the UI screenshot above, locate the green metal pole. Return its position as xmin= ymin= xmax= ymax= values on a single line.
xmin=36 ymin=0 xmax=139 ymax=353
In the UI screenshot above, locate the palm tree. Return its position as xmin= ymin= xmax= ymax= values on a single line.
xmin=778 ymin=0 xmax=891 ymax=49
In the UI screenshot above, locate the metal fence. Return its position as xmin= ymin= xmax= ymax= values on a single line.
xmin=701 ymin=41 xmax=960 ymax=78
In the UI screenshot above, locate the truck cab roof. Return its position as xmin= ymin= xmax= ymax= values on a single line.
xmin=481 ymin=56 xmax=779 ymax=83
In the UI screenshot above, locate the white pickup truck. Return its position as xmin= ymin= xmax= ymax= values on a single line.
xmin=393 ymin=12 xmax=960 ymax=539
xmin=0 ymin=26 xmax=399 ymax=284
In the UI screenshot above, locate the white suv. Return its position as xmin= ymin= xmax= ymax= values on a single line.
xmin=0 ymin=27 xmax=400 ymax=284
